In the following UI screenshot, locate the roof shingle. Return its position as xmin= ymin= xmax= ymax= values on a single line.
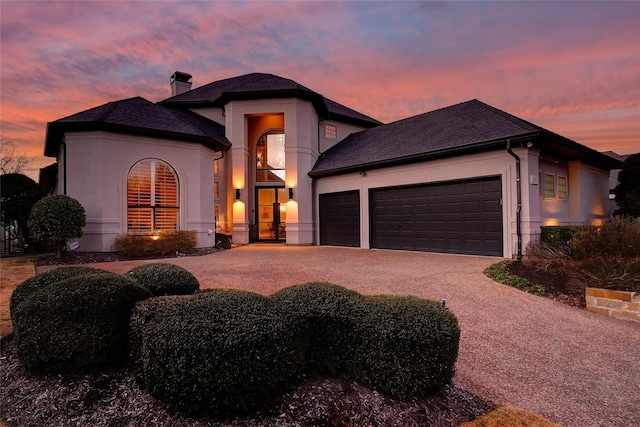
xmin=45 ymin=97 xmax=229 ymax=157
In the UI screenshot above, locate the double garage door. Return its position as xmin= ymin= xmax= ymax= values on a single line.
xmin=319 ymin=177 xmax=503 ymax=256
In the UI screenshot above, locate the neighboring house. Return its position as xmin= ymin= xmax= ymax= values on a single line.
xmin=603 ymin=151 xmax=633 ymax=214
xmin=43 ymin=71 xmax=621 ymax=257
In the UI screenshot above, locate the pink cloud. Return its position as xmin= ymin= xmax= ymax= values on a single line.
xmin=1 ymin=0 xmax=638 ymax=181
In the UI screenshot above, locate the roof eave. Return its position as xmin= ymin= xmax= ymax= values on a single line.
xmin=309 ymin=136 xmax=533 ymax=178
xmin=44 ymin=121 xmax=229 ymax=158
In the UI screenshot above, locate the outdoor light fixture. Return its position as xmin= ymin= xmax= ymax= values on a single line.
xmin=235 ymin=188 xmax=241 ymax=201
xmin=288 ymin=188 xmax=294 ymax=200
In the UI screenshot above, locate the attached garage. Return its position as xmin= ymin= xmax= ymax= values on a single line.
xmin=319 ymin=190 xmax=360 ymax=247
xmin=370 ymin=176 xmax=503 ymax=256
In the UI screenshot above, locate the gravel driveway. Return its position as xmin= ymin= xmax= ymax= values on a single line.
xmin=38 ymin=245 xmax=640 ymax=427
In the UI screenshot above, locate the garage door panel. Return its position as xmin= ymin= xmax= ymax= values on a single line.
xmin=320 ymin=190 xmax=360 ymax=247
xmin=371 ymin=176 xmax=503 ymax=256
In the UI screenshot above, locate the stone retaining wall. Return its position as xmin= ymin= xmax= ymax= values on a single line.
xmin=586 ymin=287 xmax=640 ymax=323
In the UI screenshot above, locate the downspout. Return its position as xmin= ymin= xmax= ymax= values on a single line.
xmin=506 ymin=139 xmax=522 ymax=260
xmin=62 ymin=141 xmax=67 ymax=195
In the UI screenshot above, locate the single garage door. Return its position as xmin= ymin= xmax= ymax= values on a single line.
xmin=370 ymin=176 xmax=503 ymax=256
xmin=319 ymin=190 xmax=360 ymax=247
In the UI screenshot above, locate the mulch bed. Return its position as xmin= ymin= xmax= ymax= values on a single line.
xmin=505 ymin=261 xmax=584 ymax=307
xmin=0 ymin=339 xmax=493 ymax=427
xmin=33 ymin=247 xmax=221 ymax=267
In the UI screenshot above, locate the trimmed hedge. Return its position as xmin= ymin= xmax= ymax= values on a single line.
xmin=353 ymin=295 xmax=460 ymax=400
xmin=10 ymin=266 xmax=111 ymax=318
xmin=138 ymin=289 xmax=306 ymax=417
xmin=13 ymin=273 xmax=150 ymax=373
xmin=129 ymin=294 xmax=189 ymax=373
xmin=114 ymin=230 xmax=197 ymax=257
xmin=270 ymin=282 xmax=365 ymax=376
xmin=126 ymin=263 xmax=199 ymax=296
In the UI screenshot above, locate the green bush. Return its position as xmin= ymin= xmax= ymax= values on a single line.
xmin=27 ymin=194 xmax=86 ymax=257
xmin=270 ymin=282 xmax=365 ymax=376
xmin=126 ymin=263 xmax=199 ymax=296
xmin=569 ymin=217 xmax=640 ymax=260
xmin=13 ymin=273 xmax=150 ymax=373
xmin=352 ymin=295 xmax=460 ymax=400
xmin=540 ymin=225 xmax=585 ymax=250
xmin=139 ymin=289 xmax=305 ymax=417
xmin=114 ymin=230 xmax=197 ymax=257
xmin=129 ymin=294 xmax=189 ymax=373
xmin=10 ymin=266 xmax=111 ymax=318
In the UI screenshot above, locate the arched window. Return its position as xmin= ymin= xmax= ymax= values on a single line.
xmin=127 ymin=159 xmax=179 ymax=231
xmin=256 ymin=130 xmax=285 ymax=182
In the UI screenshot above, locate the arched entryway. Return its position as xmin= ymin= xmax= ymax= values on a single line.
xmin=255 ymin=129 xmax=286 ymax=241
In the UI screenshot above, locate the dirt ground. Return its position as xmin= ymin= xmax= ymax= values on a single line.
xmin=0 ymin=255 xmax=36 ymax=339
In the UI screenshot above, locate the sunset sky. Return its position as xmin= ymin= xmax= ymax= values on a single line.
xmin=1 ymin=1 xmax=638 ymax=180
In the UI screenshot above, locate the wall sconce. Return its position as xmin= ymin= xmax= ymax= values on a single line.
xmin=235 ymin=188 xmax=241 ymax=201
xmin=288 ymin=188 xmax=294 ymax=200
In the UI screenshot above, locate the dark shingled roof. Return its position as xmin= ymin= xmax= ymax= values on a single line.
xmin=310 ymin=99 xmax=622 ymax=177
xmin=44 ymin=97 xmax=230 ymax=157
xmin=160 ymin=72 xmax=381 ymax=128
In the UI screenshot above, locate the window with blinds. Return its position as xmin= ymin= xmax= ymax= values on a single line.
xmin=127 ymin=159 xmax=179 ymax=231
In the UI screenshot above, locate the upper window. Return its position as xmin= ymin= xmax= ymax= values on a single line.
xmin=127 ymin=159 xmax=179 ymax=231
xmin=256 ymin=130 xmax=285 ymax=182
xmin=325 ymin=124 xmax=337 ymax=139
xmin=544 ymin=173 xmax=555 ymax=198
xmin=557 ymin=176 xmax=568 ymax=199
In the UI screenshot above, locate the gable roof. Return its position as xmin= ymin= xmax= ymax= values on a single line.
xmin=159 ymin=72 xmax=381 ymax=128
xmin=44 ymin=97 xmax=230 ymax=157
xmin=310 ymin=99 xmax=622 ymax=177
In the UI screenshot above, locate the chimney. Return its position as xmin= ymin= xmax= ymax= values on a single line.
xmin=170 ymin=71 xmax=192 ymax=97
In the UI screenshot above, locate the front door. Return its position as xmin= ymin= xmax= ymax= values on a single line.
xmin=256 ymin=187 xmax=287 ymax=241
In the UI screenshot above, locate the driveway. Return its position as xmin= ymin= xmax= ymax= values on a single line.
xmin=38 ymin=245 xmax=640 ymax=427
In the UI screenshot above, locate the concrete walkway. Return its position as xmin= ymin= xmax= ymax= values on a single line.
xmin=39 ymin=245 xmax=640 ymax=427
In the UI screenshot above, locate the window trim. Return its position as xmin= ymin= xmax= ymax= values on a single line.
xmin=543 ymin=173 xmax=555 ymax=199
xmin=557 ymin=175 xmax=568 ymax=200
xmin=127 ymin=158 xmax=179 ymax=232
xmin=325 ymin=123 xmax=337 ymax=139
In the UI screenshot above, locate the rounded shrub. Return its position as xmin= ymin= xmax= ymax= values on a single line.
xmin=270 ymin=282 xmax=365 ymax=376
xmin=27 ymin=194 xmax=86 ymax=257
xmin=129 ymin=294 xmax=188 ymax=373
xmin=13 ymin=273 xmax=150 ymax=373
xmin=10 ymin=266 xmax=111 ymax=318
xmin=352 ymin=295 xmax=460 ymax=400
xmin=126 ymin=263 xmax=199 ymax=296
xmin=139 ymin=289 xmax=305 ymax=417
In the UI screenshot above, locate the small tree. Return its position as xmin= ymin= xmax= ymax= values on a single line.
xmin=1 ymin=139 xmax=31 ymax=175
xmin=614 ymin=153 xmax=640 ymax=217
xmin=0 ymin=173 xmax=45 ymax=250
xmin=28 ymin=195 xmax=86 ymax=257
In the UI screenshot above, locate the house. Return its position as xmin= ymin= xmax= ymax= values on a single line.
xmin=43 ymin=71 xmax=622 ymax=257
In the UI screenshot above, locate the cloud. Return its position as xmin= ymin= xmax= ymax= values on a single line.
xmin=1 ymin=0 xmax=638 ymax=178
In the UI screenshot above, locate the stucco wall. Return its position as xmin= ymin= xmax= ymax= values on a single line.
xmin=60 ymin=131 xmax=216 ymax=252
xmin=224 ymin=98 xmax=321 ymax=245
xmin=314 ymin=150 xmax=522 ymax=257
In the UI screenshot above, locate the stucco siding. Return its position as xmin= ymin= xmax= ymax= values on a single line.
xmin=61 ymin=131 xmax=216 ymax=251
xmin=224 ymin=98 xmax=320 ymax=245
xmin=314 ymin=150 xmax=519 ymax=257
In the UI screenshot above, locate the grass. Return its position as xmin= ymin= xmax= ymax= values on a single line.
xmin=1 ymin=254 xmax=559 ymax=426
xmin=461 ymin=404 xmax=562 ymax=427
xmin=0 ymin=255 xmax=37 ymax=340
xmin=485 ymin=261 xmax=547 ymax=296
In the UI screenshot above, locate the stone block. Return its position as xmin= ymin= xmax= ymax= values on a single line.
xmin=604 ymin=290 xmax=635 ymax=302
xmin=586 ymin=305 xmax=610 ymax=316
xmin=596 ymin=298 xmax=624 ymax=310
xmin=625 ymin=302 xmax=640 ymax=312
xmin=610 ymin=310 xmax=640 ymax=322
xmin=586 ymin=288 xmax=606 ymax=298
